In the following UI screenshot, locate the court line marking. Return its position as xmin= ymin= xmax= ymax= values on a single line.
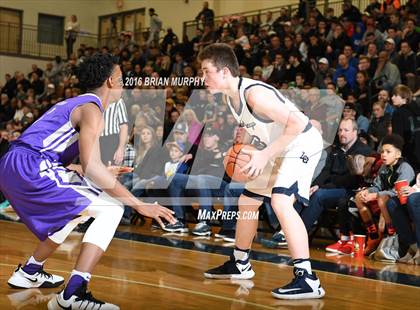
xmin=2 ymin=219 xmax=420 ymax=290
xmin=111 ymin=232 xmax=420 ymax=290
xmin=0 ymin=262 xmax=277 ymax=309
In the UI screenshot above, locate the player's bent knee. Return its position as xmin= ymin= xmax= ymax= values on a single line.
xmin=48 ymin=216 xmax=86 ymax=244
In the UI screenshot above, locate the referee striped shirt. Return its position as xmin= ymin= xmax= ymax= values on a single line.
xmin=101 ymin=98 xmax=128 ymax=137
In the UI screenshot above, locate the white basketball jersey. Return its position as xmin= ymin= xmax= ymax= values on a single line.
xmin=226 ymin=77 xmax=309 ymax=150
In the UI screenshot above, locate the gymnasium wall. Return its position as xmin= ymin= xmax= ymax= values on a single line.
xmin=0 ymin=0 xmax=295 ymax=79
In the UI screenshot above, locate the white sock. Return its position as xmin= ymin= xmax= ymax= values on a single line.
xmin=70 ymin=270 xmax=91 ymax=282
xmin=233 ymin=247 xmax=249 ymax=261
xmin=27 ymin=256 xmax=45 ymax=266
xmin=294 ymin=259 xmax=312 ymax=274
xmin=341 ymin=235 xmax=350 ymax=241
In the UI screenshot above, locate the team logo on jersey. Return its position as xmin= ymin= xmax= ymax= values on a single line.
xmin=239 ymin=121 xmax=256 ymax=131
xmin=300 ymin=152 xmax=309 ymax=164
xmin=250 ymin=135 xmax=267 ymax=150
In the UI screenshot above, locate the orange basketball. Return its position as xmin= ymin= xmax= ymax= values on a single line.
xmin=223 ymin=144 xmax=256 ymax=183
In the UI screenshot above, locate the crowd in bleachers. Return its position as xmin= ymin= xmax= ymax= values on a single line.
xmin=1 ymin=0 xmax=420 ymax=262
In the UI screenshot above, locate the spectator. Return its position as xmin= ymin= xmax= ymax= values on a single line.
xmin=373 ymin=51 xmax=401 ymax=92
xmin=146 ymin=8 xmax=162 ymax=47
xmin=0 ymin=93 xmax=13 ymax=123
xmin=27 ymin=64 xmax=43 ymax=80
xmin=161 ymin=28 xmax=177 ymax=54
xmin=384 ymin=38 xmax=398 ymax=63
xmin=325 ymin=152 xmax=383 ymax=255
xmin=365 ymin=0 xmax=381 ymax=16
xmin=336 ymin=75 xmax=352 ymax=99
xmin=401 ymin=19 xmax=419 ymax=51
xmin=378 ymin=89 xmax=395 ymax=117
xmin=368 ymin=101 xmax=391 ymax=149
xmin=341 ymin=0 xmax=362 ymax=22
xmin=343 ymin=45 xmax=358 ymax=69
xmin=355 ymin=134 xmax=415 ymax=255
xmin=354 ymin=71 xmax=369 ymax=115
xmin=395 ymin=41 xmax=417 ymax=91
xmin=313 ymin=58 xmax=335 ymax=89
xmin=391 ymin=85 xmax=420 ymax=173
xmin=65 ymin=15 xmax=80 ymax=60
xmin=181 ymin=109 xmax=202 ymax=145
xmin=342 ymin=102 xmax=370 ymax=134
xmin=300 ymin=118 xmax=372 ymax=231
xmin=334 ymin=54 xmax=357 ymax=88
xmin=387 ymin=173 xmax=420 ymax=264
xmin=329 ymin=23 xmax=352 ymax=58
xmin=29 ymin=73 xmax=44 ymax=96
xmin=195 ymin=1 xmax=214 ymax=27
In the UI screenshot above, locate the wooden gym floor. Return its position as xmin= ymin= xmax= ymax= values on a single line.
xmin=1 ymin=213 xmax=420 ymax=310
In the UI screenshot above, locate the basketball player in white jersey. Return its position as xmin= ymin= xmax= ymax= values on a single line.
xmin=199 ymin=43 xmax=325 ymax=299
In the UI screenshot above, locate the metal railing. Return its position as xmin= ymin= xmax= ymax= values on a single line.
xmin=0 ymin=22 xmax=98 ymax=59
xmin=183 ymin=0 xmax=407 ymax=39
xmin=0 ymin=0 xmax=409 ymax=59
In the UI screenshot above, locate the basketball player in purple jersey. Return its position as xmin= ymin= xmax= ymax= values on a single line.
xmin=0 ymin=53 xmax=175 ymax=309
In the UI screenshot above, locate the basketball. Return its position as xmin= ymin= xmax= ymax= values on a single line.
xmin=223 ymin=144 xmax=256 ymax=182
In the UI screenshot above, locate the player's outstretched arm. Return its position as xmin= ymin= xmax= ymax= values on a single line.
xmin=74 ymin=103 xmax=176 ymax=228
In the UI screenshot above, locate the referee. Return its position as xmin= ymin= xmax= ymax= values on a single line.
xmin=100 ymin=97 xmax=129 ymax=165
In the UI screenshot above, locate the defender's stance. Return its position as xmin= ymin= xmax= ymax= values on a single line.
xmin=0 ymin=53 xmax=175 ymax=310
xmin=199 ymin=44 xmax=325 ymax=299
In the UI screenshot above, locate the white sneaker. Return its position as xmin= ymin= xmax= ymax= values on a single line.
xmin=8 ymin=264 xmax=64 ymax=289
xmin=47 ymin=284 xmax=119 ymax=310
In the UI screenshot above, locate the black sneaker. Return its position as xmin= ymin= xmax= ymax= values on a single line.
xmin=261 ymin=231 xmax=288 ymax=249
xmin=192 ymin=221 xmax=211 ymax=236
xmin=162 ymin=220 xmax=189 ymax=233
xmin=271 ymin=268 xmax=325 ymax=300
xmin=204 ymin=255 xmax=255 ymax=279
xmin=47 ymin=283 xmax=119 ymax=309
xmin=151 ymin=219 xmax=164 ymax=230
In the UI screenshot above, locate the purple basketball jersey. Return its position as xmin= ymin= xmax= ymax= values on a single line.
xmin=0 ymin=93 xmax=105 ymax=241
xmin=13 ymin=93 xmax=103 ymax=166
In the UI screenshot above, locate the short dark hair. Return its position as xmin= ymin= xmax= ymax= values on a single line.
xmin=198 ymin=43 xmax=240 ymax=77
xmin=382 ymin=134 xmax=404 ymax=152
xmin=77 ymin=53 xmax=119 ymax=92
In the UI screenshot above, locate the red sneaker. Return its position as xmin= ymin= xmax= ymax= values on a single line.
xmin=337 ymin=240 xmax=354 ymax=255
xmin=326 ymin=240 xmax=347 ymax=253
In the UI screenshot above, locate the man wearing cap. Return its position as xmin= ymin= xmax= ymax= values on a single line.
xmin=384 ymin=38 xmax=398 ymax=63
xmin=313 ymin=58 xmax=336 ymax=89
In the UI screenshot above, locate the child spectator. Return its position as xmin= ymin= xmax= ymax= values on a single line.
xmin=165 ymin=141 xmax=185 ymax=181
xmin=355 ymin=134 xmax=415 ymax=255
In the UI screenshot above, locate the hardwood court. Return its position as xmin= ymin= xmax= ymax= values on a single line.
xmin=1 ymin=218 xmax=420 ymax=310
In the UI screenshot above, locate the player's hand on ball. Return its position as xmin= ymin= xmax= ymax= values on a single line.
xmin=135 ymin=202 xmax=176 ymax=228
xmin=240 ymin=148 xmax=269 ymax=179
